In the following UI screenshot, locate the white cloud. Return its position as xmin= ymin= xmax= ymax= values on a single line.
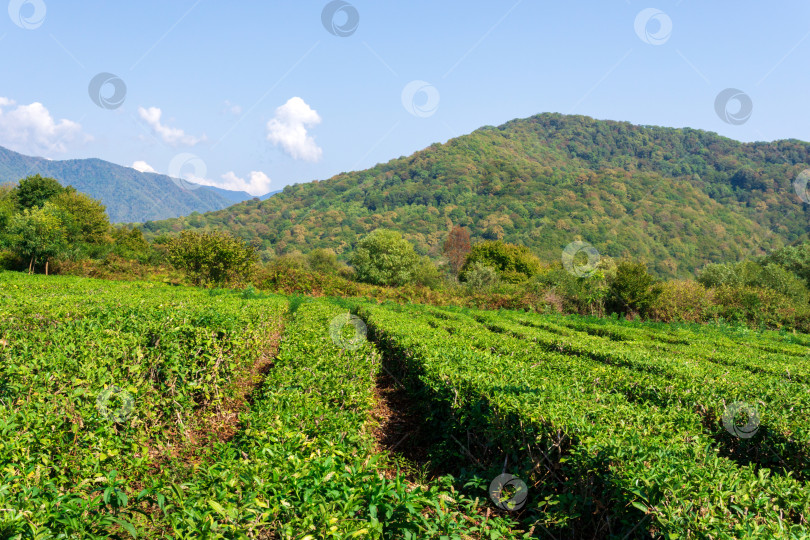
xmin=266 ymin=97 xmax=322 ymax=161
xmin=0 ymin=98 xmax=86 ymax=154
xmin=169 ymin=168 xmax=271 ymax=196
xmin=223 ymin=100 xmax=242 ymax=116
xmin=217 ymin=171 xmax=272 ymax=196
xmin=138 ymin=106 xmax=205 ymax=146
xmin=132 ymin=160 xmax=156 ymax=173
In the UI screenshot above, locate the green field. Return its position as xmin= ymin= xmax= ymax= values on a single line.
xmin=2 ymin=272 xmax=809 ymax=538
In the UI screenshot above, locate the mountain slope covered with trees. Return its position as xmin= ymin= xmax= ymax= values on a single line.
xmin=143 ymin=113 xmax=810 ymax=277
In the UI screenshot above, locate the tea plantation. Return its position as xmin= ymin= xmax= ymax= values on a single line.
xmin=1 ymin=272 xmax=809 ymax=538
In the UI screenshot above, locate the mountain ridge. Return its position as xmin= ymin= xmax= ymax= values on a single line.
xmin=137 ymin=113 xmax=810 ymax=276
xmin=0 ymin=146 xmax=263 ymax=223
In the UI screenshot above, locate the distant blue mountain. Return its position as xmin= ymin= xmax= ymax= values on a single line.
xmin=0 ymin=145 xmax=269 ymax=223
xmin=260 ymin=189 xmax=282 ymax=200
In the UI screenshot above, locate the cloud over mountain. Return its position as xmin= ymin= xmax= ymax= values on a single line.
xmin=266 ymin=97 xmax=322 ymax=162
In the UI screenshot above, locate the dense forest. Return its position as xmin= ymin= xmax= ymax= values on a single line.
xmin=141 ymin=113 xmax=810 ymax=278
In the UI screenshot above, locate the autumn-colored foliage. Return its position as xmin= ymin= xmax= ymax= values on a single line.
xmin=443 ymin=225 xmax=471 ymax=275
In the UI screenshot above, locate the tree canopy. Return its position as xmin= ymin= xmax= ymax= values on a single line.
xmin=1 ymin=176 xmax=113 ymax=273
xmin=166 ymin=230 xmax=258 ymax=286
xmin=4 ymin=204 xmax=66 ymax=273
xmin=349 ymin=229 xmax=421 ymax=286
xmin=14 ymin=175 xmax=68 ymax=209
xmin=459 ymin=240 xmax=543 ymax=283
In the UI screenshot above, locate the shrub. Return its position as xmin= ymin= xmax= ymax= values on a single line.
xmin=273 ymin=252 xmax=308 ymax=271
xmin=710 ymin=285 xmax=807 ymax=329
xmin=307 ymin=248 xmax=342 ymax=275
xmin=256 ymin=258 xmax=362 ymax=297
xmin=166 ymin=230 xmax=257 ymax=287
xmin=411 ymin=256 xmax=444 ymax=288
xmin=463 ymin=262 xmax=500 ymax=291
xmin=699 ymin=260 xmax=810 ymax=303
xmin=112 ymin=226 xmax=151 ymax=261
xmin=649 ymin=280 xmax=714 ymax=323
xmin=459 ymin=240 xmax=542 ymax=284
xmin=530 ymin=265 xmax=609 ymax=316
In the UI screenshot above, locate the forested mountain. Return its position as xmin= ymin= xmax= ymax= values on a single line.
xmin=0 ymin=146 xmax=258 ymax=222
xmin=143 ymin=113 xmax=810 ymax=277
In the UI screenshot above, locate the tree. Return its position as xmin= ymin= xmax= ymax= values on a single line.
xmin=762 ymin=242 xmax=810 ymax=287
xmin=463 ymin=261 xmax=499 ymax=291
xmin=459 ymin=240 xmax=542 ymax=283
xmin=112 ymin=226 xmax=151 ymax=260
xmin=1 ymin=183 xmax=112 ymax=272
xmin=411 ymin=256 xmax=442 ymax=288
xmin=698 ymin=259 xmax=809 ymax=304
xmin=0 ymin=186 xmax=16 ymax=240
xmin=167 ymin=230 xmax=258 ymax=286
xmin=533 ymin=263 xmax=611 ymax=316
xmin=607 ymin=260 xmax=659 ymax=316
xmin=13 ymin=175 xmax=68 ymax=209
xmin=349 ymin=229 xmax=420 ymax=286
xmin=697 ymin=262 xmax=740 ymax=288
xmin=307 ymin=248 xmax=342 ymax=274
xmin=729 ymin=167 xmax=766 ymax=191
xmin=443 ymin=225 xmax=471 ymax=275
xmin=4 ymin=203 xmax=67 ymax=274
xmin=50 ymin=190 xmax=111 ymax=245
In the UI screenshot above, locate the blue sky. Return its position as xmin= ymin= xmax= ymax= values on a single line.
xmin=1 ymin=1 xmax=809 ymax=195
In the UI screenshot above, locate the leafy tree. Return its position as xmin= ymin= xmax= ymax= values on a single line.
xmin=0 ymin=186 xmax=16 ymax=239
xmin=697 ymin=262 xmax=740 ymax=288
xmin=761 ymin=241 xmax=810 ymax=287
xmin=4 ymin=203 xmax=66 ymax=274
xmin=607 ymin=260 xmax=659 ymax=316
xmin=307 ymin=248 xmax=342 ymax=274
xmin=729 ymin=167 xmax=766 ymax=191
xmin=349 ymin=229 xmax=420 ymax=286
xmin=698 ymin=259 xmax=808 ymax=303
xmin=753 ymin=263 xmax=809 ymax=303
xmin=112 ymin=226 xmax=151 ymax=260
xmin=1 ymin=182 xmax=113 ymax=270
xmin=459 ymin=240 xmax=542 ymax=283
xmin=532 ymin=264 xmax=610 ymax=315
xmin=443 ymin=225 xmax=471 ymax=275
xmin=411 ymin=256 xmax=443 ymax=288
xmin=13 ymin=175 xmax=68 ymax=209
xmin=167 ymin=230 xmax=258 ymax=286
xmin=50 ymin=190 xmax=111 ymax=246
xmin=463 ymin=261 xmax=499 ymax=291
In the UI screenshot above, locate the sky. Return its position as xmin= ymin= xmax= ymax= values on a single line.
xmin=1 ymin=1 xmax=809 ymax=196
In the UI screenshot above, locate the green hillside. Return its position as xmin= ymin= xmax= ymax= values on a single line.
xmin=143 ymin=113 xmax=810 ymax=277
